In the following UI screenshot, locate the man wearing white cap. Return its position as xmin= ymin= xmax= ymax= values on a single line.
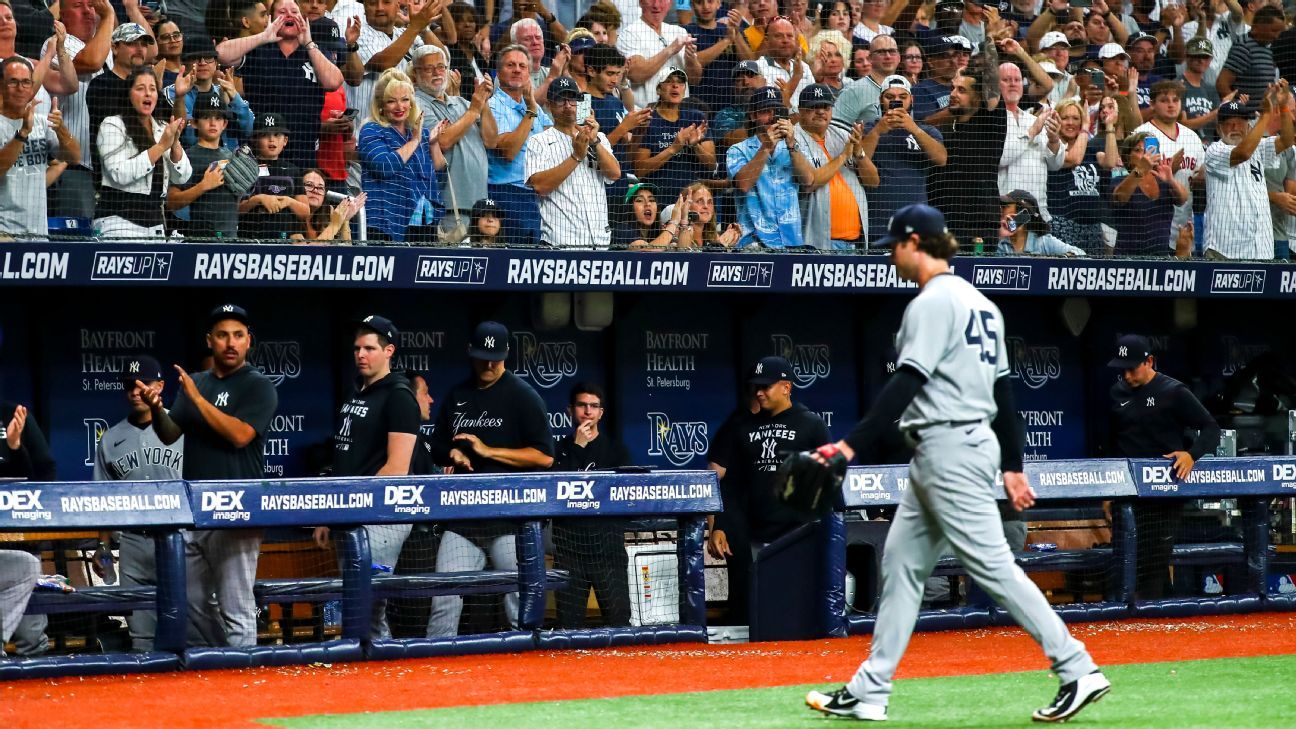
xmin=1038 ymin=31 xmax=1076 ymax=105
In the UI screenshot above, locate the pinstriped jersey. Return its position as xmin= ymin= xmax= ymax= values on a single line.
xmin=896 ymin=273 xmax=1008 ymax=431
xmin=92 ymin=418 xmax=184 ymax=482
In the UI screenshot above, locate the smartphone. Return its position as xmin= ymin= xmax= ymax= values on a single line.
xmin=1144 ymin=136 xmax=1161 ymax=156
xmin=576 ymin=93 xmax=592 ymax=125
xmin=1089 ymin=68 xmax=1105 ymax=87
xmin=340 ymin=108 xmax=358 ymax=121
xmin=888 ymin=99 xmax=903 ymax=110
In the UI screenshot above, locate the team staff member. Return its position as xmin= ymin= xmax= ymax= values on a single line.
xmin=408 ymin=372 xmax=438 ymax=476
xmin=142 ymin=304 xmax=278 ymax=648
xmin=1107 ymin=334 xmax=1221 ymax=601
xmin=551 ymin=382 xmax=632 ymax=629
xmin=314 ymin=314 xmax=419 ymax=639
xmin=92 ymin=355 xmax=184 ymax=652
xmin=804 ymin=205 xmax=1107 ymax=723
xmin=426 ymin=320 xmax=554 ymax=636
xmin=709 ymin=356 xmax=830 ymax=624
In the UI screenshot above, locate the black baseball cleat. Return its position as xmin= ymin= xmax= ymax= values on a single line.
xmin=805 ymin=686 xmax=888 ymax=721
xmin=1032 ymin=670 xmax=1111 ymax=723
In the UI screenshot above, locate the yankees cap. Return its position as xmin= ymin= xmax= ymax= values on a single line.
xmin=798 ymin=83 xmax=836 ymax=109
xmin=357 ymin=314 xmax=399 ymax=342
xmin=732 ymin=60 xmax=761 ymax=77
xmin=208 ymin=303 xmax=251 ymax=329
xmin=468 ymin=321 xmax=509 ymax=361
xmin=1108 ymin=334 xmax=1152 ymax=369
xmin=548 ymin=76 xmax=583 ymax=102
xmin=748 ymin=356 xmax=794 ymax=386
xmin=120 ymin=355 xmax=163 ymax=382
xmin=1217 ymin=100 xmax=1253 ymax=121
xmin=193 ymin=91 xmax=230 ymax=118
xmin=253 ymin=112 xmax=289 ymax=136
xmin=749 ymin=86 xmax=785 ymax=113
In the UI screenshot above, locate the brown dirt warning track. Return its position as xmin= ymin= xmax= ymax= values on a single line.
xmin=3 ymin=613 xmax=1296 ymax=729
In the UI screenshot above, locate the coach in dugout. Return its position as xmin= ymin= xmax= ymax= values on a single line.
xmin=707 ymin=356 xmax=829 ymax=623
xmin=550 ymin=381 xmax=632 ymax=629
xmin=142 ymin=304 xmax=278 ymax=647
xmin=425 ymin=320 xmax=553 ymax=636
xmin=1107 ymin=334 xmax=1220 ymax=601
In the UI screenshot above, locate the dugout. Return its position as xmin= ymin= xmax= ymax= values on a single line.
xmin=4 ymin=243 xmax=1296 ymax=647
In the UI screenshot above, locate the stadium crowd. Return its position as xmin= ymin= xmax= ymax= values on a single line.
xmin=3 ymin=0 xmax=1296 ymax=257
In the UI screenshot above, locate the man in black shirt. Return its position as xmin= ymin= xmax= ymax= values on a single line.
xmin=408 ymin=372 xmax=438 ymax=476
xmin=928 ymin=67 xmax=1006 ymax=244
xmin=425 ymin=321 xmax=554 ymax=636
xmin=143 ymin=304 xmax=278 ymax=647
xmin=1108 ymin=334 xmax=1221 ymax=600
xmin=551 ymin=382 xmax=632 ymax=628
xmin=86 ymin=22 xmax=157 ymax=155
xmin=708 ymin=356 xmax=830 ymax=622
xmin=314 ymin=314 xmax=420 ymax=638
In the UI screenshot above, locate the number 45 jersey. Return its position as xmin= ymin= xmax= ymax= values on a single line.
xmin=895 ymin=272 xmax=1008 ymax=432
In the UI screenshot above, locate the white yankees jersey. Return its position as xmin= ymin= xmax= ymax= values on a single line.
xmin=326 ymin=0 xmax=364 ymax=26
xmin=895 ymin=273 xmax=1008 ymax=431
xmin=348 ymin=21 xmax=424 ymax=122
xmin=1204 ymin=136 xmax=1281 ymax=260
xmin=0 ymin=115 xmax=59 ymax=236
xmin=1133 ymin=120 xmax=1204 ymax=244
xmin=524 ymin=127 xmax=616 ymax=248
xmin=93 ymin=417 xmax=184 ymax=482
xmin=43 ymin=33 xmax=102 ymax=168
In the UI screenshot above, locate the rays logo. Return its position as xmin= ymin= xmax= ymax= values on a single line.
xmin=1007 ymin=336 xmax=1061 ymax=390
xmin=771 ymin=333 xmax=830 ymax=388
xmin=512 ymin=331 xmax=578 ymax=390
xmin=645 ymin=412 xmax=710 ymax=467
xmin=84 ymin=418 xmax=109 ymax=467
xmin=248 ymin=341 xmax=303 ymax=387
xmin=1221 ymin=336 xmax=1270 ymax=376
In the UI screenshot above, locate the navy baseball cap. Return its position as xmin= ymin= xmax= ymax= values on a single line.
xmin=208 ymin=303 xmax=251 ymax=329
xmin=193 ymin=91 xmax=230 ymax=118
xmin=1108 ymin=334 xmax=1153 ymax=368
xmin=1217 ymin=100 xmax=1253 ymax=121
xmin=548 ymin=76 xmax=583 ymax=102
xmin=357 ymin=314 xmax=399 ymax=342
xmin=253 ymin=112 xmax=288 ymax=136
xmin=1128 ymin=33 xmax=1159 ymax=48
xmin=569 ymin=35 xmax=596 ymax=53
xmin=471 ymin=197 xmax=501 ymax=221
xmin=468 ymin=321 xmax=510 ymax=361
xmin=749 ymin=86 xmax=785 ymax=112
xmin=799 ymin=83 xmax=836 ymax=109
xmin=875 ymin=204 xmax=948 ymax=247
xmin=120 ymin=355 xmax=163 ymax=382
xmin=733 ymin=60 xmax=761 ymax=77
xmin=923 ymin=36 xmax=954 ymax=55
xmin=748 ymin=356 xmax=794 ymax=386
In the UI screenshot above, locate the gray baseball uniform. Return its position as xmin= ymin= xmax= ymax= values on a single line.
xmin=846 ymin=273 xmax=1097 ymax=708
xmin=0 ymin=550 xmax=40 ymax=644
xmin=93 ymin=417 xmax=184 ymax=652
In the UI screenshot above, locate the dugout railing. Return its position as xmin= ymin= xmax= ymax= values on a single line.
xmin=0 ymin=471 xmax=718 ymax=679
xmin=779 ymin=457 xmax=1296 ymax=640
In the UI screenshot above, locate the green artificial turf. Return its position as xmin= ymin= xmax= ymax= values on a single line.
xmin=262 ymin=654 xmax=1296 ymax=728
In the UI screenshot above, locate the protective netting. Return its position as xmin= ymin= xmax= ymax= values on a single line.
xmin=1 ymin=1 xmax=1289 ymax=259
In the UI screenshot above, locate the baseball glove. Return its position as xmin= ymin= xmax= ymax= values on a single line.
xmin=222 ymin=145 xmax=261 ymax=198
xmin=775 ymin=444 xmax=848 ymax=518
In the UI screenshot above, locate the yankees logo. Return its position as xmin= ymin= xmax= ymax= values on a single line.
xmin=1118 ymin=346 xmax=1128 ymax=358
xmin=128 ymin=361 xmax=140 ymax=374
xmin=215 ymin=392 xmax=230 ymax=407
xmin=484 ymin=336 xmax=495 ymax=348
xmin=339 ymin=414 xmax=352 ymax=438
xmin=761 ymin=438 xmax=777 ymax=460
xmin=1146 ymin=397 xmax=1155 ymax=406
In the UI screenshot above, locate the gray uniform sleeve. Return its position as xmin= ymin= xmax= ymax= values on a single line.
xmin=896 ymin=294 xmax=956 ymax=379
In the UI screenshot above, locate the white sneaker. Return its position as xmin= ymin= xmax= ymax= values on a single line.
xmin=806 ymin=687 xmax=888 ymax=721
xmin=1032 ymin=670 xmax=1111 ymax=723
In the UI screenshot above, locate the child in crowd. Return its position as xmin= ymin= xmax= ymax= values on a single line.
xmin=469 ymin=198 xmax=503 ymax=246
xmin=239 ymin=112 xmax=306 ymax=239
xmin=168 ymin=92 xmax=240 ymax=239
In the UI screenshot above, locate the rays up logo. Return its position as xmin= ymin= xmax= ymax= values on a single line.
xmin=512 ymin=331 xmax=578 ymax=389
xmin=248 ymin=341 xmax=303 ymax=386
xmin=645 ymin=412 xmax=710 ymax=467
xmin=1007 ymin=336 xmax=1062 ymax=390
xmin=770 ymin=334 xmax=831 ymax=388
